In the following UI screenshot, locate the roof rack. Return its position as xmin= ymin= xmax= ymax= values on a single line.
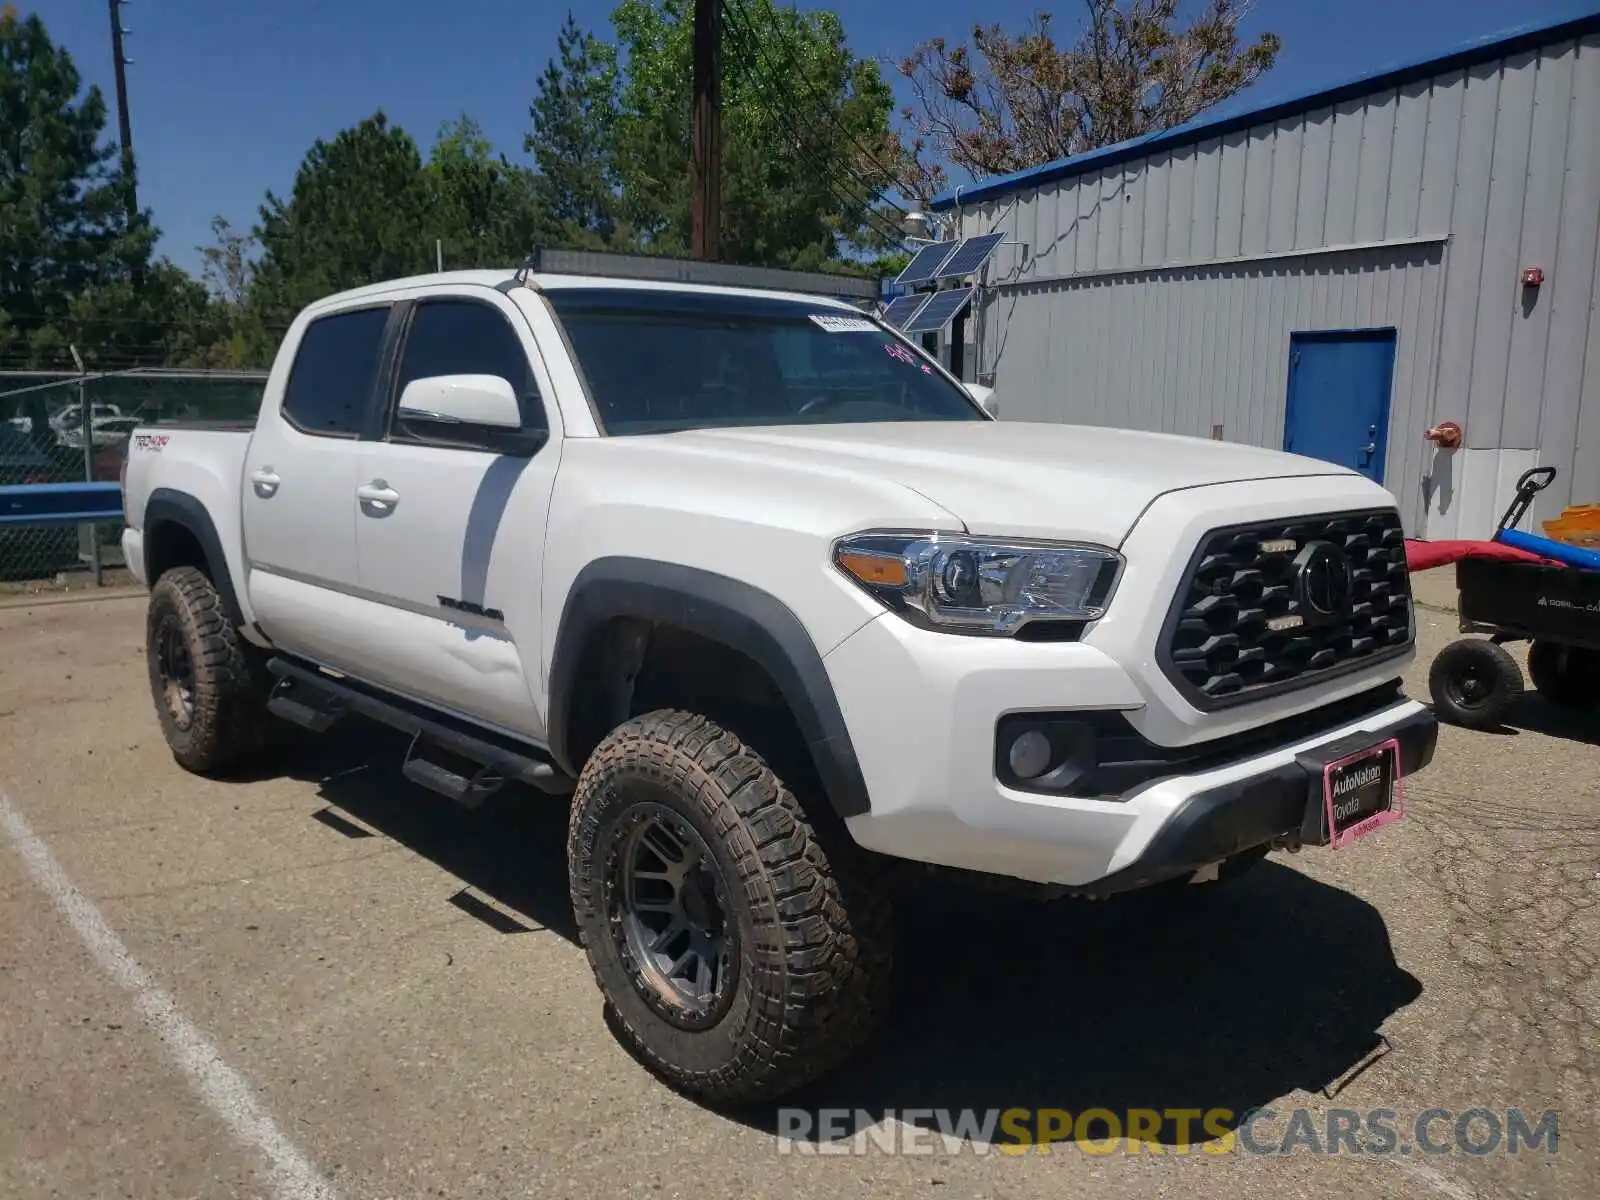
xmin=510 ymin=247 xmax=881 ymax=301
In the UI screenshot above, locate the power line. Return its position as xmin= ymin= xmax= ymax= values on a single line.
xmin=758 ymin=0 xmax=908 ymax=212
xmin=718 ymin=0 xmax=905 ymax=247
xmin=719 ymin=0 xmax=901 ymax=236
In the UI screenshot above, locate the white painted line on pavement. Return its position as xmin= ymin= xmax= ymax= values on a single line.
xmin=0 ymin=790 xmax=339 ymax=1200
xmin=1387 ymin=1153 xmax=1479 ymax=1200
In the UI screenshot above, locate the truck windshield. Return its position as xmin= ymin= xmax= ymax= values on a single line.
xmin=544 ymin=288 xmax=986 ymax=435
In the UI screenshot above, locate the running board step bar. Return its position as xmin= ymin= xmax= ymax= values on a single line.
xmin=267 ymin=677 xmax=345 ymax=732
xmin=264 ymin=657 xmax=573 ymax=796
xmin=401 ymin=733 xmax=505 ymax=810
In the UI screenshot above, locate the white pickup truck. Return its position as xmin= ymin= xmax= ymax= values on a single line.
xmin=121 ymin=261 xmax=1437 ymax=1106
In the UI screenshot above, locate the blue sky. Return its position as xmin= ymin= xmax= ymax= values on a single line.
xmin=38 ymin=0 xmax=1600 ymax=275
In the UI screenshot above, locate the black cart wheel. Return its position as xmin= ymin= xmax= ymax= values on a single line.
xmin=145 ymin=566 xmax=271 ymax=773
xmin=567 ymin=709 xmax=892 ymax=1107
xmin=1428 ymin=638 xmax=1523 ymax=729
xmin=1527 ymin=641 xmax=1600 ymax=710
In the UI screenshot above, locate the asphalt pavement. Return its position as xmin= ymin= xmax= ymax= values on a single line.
xmin=1 ymin=594 xmax=1595 ymax=1199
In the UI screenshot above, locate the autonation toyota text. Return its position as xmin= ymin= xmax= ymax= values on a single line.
xmin=775 ymin=1107 xmax=1560 ymax=1157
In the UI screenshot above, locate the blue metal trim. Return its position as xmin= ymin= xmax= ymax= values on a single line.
xmin=0 ymin=482 xmax=124 ymax=526
xmin=930 ymin=8 xmax=1600 ymax=211
xmin=0 ymin=481 xmax=123 ymax=497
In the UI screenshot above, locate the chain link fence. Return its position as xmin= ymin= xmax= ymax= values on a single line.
xmin=0 ymin=369 xmax=267 ymax=587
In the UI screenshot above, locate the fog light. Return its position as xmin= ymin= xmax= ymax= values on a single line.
xmin=1007 ymin=729 xmax=1053 ymax=779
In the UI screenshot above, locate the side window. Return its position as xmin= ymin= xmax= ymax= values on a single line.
xmin=281 ymin=306 xmax=390 ymax=437
xmin=390 ymin=299 xmax=546 ymax=443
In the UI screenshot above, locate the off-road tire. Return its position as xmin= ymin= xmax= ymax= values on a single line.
xmin=1527 ymin=640 xmax=1600 ymax=710
xmin=1428 ymin=637 xmax=1522 ymax=730
xmin=567 ymin=708 xmax=893 ymax=1107
xmin=146 ymin=566 xmax=271 ymax=774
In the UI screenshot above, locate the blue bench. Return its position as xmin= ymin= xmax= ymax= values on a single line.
xmin=0 ymin=482 xmax=125 ymax=527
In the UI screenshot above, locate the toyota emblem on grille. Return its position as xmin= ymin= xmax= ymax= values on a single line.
xmin=1292 ymin=540 xmax=1353 ymax=622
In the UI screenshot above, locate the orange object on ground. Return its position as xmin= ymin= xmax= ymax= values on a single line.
xmin=1543 ymin=504 xmax=1600 ymax=547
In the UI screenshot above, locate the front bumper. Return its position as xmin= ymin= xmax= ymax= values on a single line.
xmin=825 ymin=611 xmax=1435 ymax=889
xmin=1083 ymin=705 xmax=1435 ymax=894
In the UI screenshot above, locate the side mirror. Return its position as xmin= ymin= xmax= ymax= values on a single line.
xmin=966 ymin=382 xmax=998 ymax=417
xmin=397 ymin=374 xmax=523 ymax=428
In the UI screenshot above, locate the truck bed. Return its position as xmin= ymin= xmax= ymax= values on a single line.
xmin=121 ymin=423 xmax=254 ymax=552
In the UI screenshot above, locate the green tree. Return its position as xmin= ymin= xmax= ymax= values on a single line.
xmin=527 ymin=13 xmax=622 ymax=248
xmin=894 ymin=0 xmax=1282 ymax=199
xmin=248 ymin=112 xmax=435 ymax=334
xmin=608 ymin=0 xmax=903 ymax=269
xmin=191 ymin=216 xmax=263 ymax=367
xmin=0 ymin=7 xmax=157 ymax=373
xmin=428 ymin=115 xmax=544 ymax=267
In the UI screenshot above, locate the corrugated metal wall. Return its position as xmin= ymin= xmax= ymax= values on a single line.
xmin=954 ymin=30 xmax=1600 ymax=533
xmin=984 ymin=247 xmax=1445 ymax=527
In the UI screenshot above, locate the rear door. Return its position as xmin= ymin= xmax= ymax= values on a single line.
xmin=241 ymin=302 xmax=393 ymax=669
xmin=349 ymin=289 xmax=563 ymax=739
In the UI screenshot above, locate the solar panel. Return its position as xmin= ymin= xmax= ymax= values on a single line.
xmin=901 ymin=287 xmax=977 ymax=334
xmin=935 ymin=231 xmax=1006 ymax=280
xmin=894 ymin=240 xmax=959 ymax=285
xmin=879 ymin=293 xmax=930 ymax=330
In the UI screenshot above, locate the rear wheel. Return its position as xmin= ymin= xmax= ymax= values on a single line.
xmin=1428 ymin=637 xmax=1522 ymax=730
xmin=567 ymin=708 xmax=892 ymax=1107
xmin=146 ymin=566 xmax=270 ymax=773
xmin=1527 ymin=640 xmax=1600 ymax=710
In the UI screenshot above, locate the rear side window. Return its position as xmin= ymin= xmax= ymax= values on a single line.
xmin=281 ymin=306 xmax=390 ymax=437
xmin=391 ymin=299 xmax=545 ymax=435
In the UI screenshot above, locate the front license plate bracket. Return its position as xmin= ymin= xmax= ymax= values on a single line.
xmin=1294 ymin=733 xmax=1405 ymax=848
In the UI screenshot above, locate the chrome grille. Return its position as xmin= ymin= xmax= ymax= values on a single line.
xmin=1160 ymin=508 xmax=1414 ymax=708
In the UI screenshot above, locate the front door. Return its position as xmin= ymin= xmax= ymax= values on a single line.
xmin=351 ymin=291 xmax=562 ymax=740
xmin=1283 ymin=329 xmax=1397 ymax=482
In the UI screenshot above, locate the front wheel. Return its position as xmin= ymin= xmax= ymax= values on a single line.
xmin=1428 ymin=637 xmax=1523 ymax=730
xmin=146 ymin=566 xmax=270 ymax=773
xmin=567 ymin=709 xmax=893 ymax=1107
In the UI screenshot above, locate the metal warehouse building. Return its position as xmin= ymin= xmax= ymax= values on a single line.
xmin=932 ymin=10 xmax=1600 ymax=536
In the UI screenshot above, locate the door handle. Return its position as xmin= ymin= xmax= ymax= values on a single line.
xmin=250 ymin=467 xmax=280 ymax=498
xmin=356 ymin=480 xmax=400 ymax=512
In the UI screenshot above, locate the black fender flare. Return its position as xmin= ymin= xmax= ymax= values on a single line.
xmin=143 ymin=489 xmax=245 ymax=625
xmin=547 ymin=558 xmax=872 ymax=820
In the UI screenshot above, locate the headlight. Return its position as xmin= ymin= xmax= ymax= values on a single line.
xmin=832 ymin=532 xmax=1122 ymax=635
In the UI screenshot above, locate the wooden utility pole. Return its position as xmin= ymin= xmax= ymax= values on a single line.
xmin=690 ymin=0 xmax=722 ymax=260
xmin=107 ymin=0 xmax=138 ymax=226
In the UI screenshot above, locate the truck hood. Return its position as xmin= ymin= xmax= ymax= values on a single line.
xmin=662 ymin=421 xmax=1360 ymax=544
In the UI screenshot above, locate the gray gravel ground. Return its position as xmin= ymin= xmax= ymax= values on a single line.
xmin=1 ymin=594 xmax=1595 ymax=1200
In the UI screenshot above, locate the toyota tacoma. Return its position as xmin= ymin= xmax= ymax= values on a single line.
xmin=119 ymin=259 xmax=1438 ymax=1106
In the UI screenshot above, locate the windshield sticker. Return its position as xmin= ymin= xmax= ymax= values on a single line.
xmin=884 ymin=343 xmax=934 ymax=373
xmin=809 ymin=314 xmax=878 ymax=333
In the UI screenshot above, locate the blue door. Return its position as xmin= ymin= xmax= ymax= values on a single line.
xmin=1283 ymin=329 xmax=1397 ymax=482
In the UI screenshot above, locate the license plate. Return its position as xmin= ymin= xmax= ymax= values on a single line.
xmin=1321 ymin=738 xmax=1404 ymax=848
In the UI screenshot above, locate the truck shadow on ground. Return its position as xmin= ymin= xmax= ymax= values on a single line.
xmin=752 ymin=865 xmax=1423 ymax=1149
xmin=272 ymin=725 xmax=1423 ymax=1149
xmin=272 ymin=725 xmax=581 ymax=941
